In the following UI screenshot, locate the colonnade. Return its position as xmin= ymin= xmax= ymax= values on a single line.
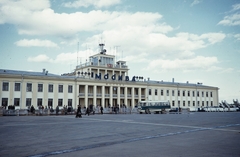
xmin=77 ymin=84 xmax=146 ymax=108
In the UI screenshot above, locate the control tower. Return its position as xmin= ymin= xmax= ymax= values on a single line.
xmin=75 ymin=43 xmax=129 ymax=79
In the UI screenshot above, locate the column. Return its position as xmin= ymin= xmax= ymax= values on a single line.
xmin=84 ymin=85 xmax=88 ymax=107
xmin=110 ymin=86 xmax=113 ymax=107
xmin=145 ymin=87 xmax=148 ymax=101
xmin=93 ymin=85 xmax=97 ymax=107
xmin=117 ymin=86 xmax=120 ymax=105
xmin=75 ymin=83 xmax=79 ymax=108
xmin=124 ymin=87 xmax=127 ymax=107
xmin=131 ymin=87 xmax=134 ymax=109
xmin=101 ymin=85 xmax=105 ymax=107
xmin=138 ymin=88 xmax=141 ymax=101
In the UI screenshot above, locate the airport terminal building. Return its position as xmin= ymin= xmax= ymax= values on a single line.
xmin=0 ymin=44 xmax=219 ymax=110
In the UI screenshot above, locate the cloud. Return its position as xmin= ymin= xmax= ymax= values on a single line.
xmin=218 ymin=68 xmax=234 ymax=73
xmin=83 ymin=31 xmax=225 ymax=60
xmin=190 ymin=0 xmax=202 ymax=7
xmin=0 ymin=1 xmax=166 ymax=38
xmin=15 ymin=39 xmax=59 ymax=48
xmin=218 ymin=13 xmax=240 ymax=26
xmin=143 ymin=56 xmax=219 ymax=72
xmin=27 ymin=49 xmax=94 ymax=64
xmin=28 ymin=54 xmax=53 ymax=63
xmin=63 ymin=0 xmax=121 ymax=8
xmin=232 ymin=3 xmax=240 ymax=11
xmin=234 ymin=34 xmax=240 ymax=40
xmin=218 ymin=3 xmax=240 ymax=26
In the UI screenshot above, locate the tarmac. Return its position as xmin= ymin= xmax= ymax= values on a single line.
xmin=0 ymin=112 xmax=240 ymax=157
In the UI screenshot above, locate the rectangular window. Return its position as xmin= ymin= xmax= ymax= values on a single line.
xmin=161 ymin=90 xmax=163 ymax=96
xmin=207 ymin=101 xmax=209 ymax=106
xmin=37 ymin=98 xmax=42 ymax=106
xmin=26 ymin=83 xmax=32 ymax=92
xmin=38 ymin=84 xmax=43 ymax=92
xmin=2 ymin=82 xmax=9 ymax=91
xmin=15 ymin=83 xmax=21 ymax=91
xmin=2 ymin=98 xmax=8 ymax=107
xmin=210 ymin=92 xmax=213 ymax=97
xmin=166 ymin=90 xmax=169 ymax=96
xmin=68 ymin=85 xmax=73 ymax=93
xmin=202 ymin=101 xmax=204 ymax=106
xmin=211 ymin=101 xmax=213 ymax=106
xmin=197 ymin=91 xmax=199 ymax=97
xmin=192 ymin=91 xmax=195 ymax=97
xmin=135 ymin=89 xmax=138 ymax=95
xmin=193 ymin=101 xmax=195 ymax=106
xmin=155 ymin=89 xmax=157 ymax=95
xmin=202 ymin=91 xmax=204 ymax=97
xmin=48 ymin=99 xmax=53 ymax=107
xmin=197 ymin=101 xmax=200 ymax=106
xmin=26 ymin=98 xmax=31 ymax=106
xmin=14 ymin=98 xmax=20 ymax=106
xmin=188 ymin=91 xmax=190 ymax=97
xmin=149 ymin=89 xmax=151 ymax=95
xmin=178 ymin=100 xmax=180 ymax=106
xmin=48 ymin=84 xmax=53 ymax=92
xmin=183 ymin=101 xmax=185 ymax=106
xmin=182 ymin=91 xmax=185 ymax=96
xmin=188 ymin=101 xmax=190 ymax=107
xmin=59 ymin=85 xmax=63 ymax=93
xmin=206 ymin=92 xmax=208 ymax=97
xmin=172 ymin=90 xmax=175 ymax=96
xmin=172 ymin=101 xmax=175 ymax=107
xmin=58 ymin=99 xmax=63 ymax=106
xmin=68 ymin=99 xmax=72 ymax=106
xmin=178 ymin=90 xmax=180 ymax=96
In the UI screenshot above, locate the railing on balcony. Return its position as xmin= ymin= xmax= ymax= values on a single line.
xmin=96 ymin=93 xmax=102 ymax=97
xmin=79 ymin=93 xmax=144 ymax=98
xmin=79 ymin=93 xmax=85 ymax=97
xmin=88 ymin=93 xmax=93 ymax=96
xmin=76 ymin=62 xmax=128 ymax=69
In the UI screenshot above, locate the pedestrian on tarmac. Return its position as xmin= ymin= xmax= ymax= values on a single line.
xmin=86 ymin=107 xmax=90 ymax=116
xmin=76 ymin=105 xmax=82 ymax=118
xmin=56 ymin=105 xmax=59 ymax=115
xmin=100 ymin=106 xmax=103 ymax=114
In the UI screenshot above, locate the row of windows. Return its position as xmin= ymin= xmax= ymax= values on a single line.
xmin=149 ymin=89 xmax=213 ymax=97
xmin=171 ymin=100 xmax=213 ymax=107
xmin=2 ymin=82 xmax=73 ymax=93
xmin=1 ymin=98 xmax=73 ymax=107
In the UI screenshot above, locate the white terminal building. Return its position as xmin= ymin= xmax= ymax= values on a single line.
xmin=0 ymin=44 xmax=219 ymax=110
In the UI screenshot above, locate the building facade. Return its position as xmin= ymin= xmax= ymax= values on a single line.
xmin=0 ymin=44 xmax=219 ymax=110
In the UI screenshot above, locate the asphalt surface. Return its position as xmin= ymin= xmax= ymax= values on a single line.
xmin=0 ymin=112 xmax=240 ymax=157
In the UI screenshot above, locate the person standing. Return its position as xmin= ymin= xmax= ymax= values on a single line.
xmin=76 ymin=105 xmax=82 ymax=118
xmin=100 ymin=106 xmax=103 ymax=114
xmin=85 ymin=107 xmax=90 ymax=116
xmin=56 ymin=105 xmax=59 ymax=115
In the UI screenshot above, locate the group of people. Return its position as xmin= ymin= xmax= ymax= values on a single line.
xmin=75 ymin=105 xmax=104 ymax=118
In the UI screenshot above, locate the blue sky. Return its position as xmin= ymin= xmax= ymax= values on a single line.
xmin=0 ymin=0 xmax=240 ymax=103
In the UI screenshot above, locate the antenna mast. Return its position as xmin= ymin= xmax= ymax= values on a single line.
xmin=77 ymin=42 xmax=79 ymax=67
xmin=115 ymin=46 xmax=120 ymax=61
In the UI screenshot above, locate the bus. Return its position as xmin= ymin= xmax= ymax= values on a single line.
xmin=137 ymin=101 xmax=171 ymax=114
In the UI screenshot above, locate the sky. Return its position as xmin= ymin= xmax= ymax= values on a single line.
xmin=0 ymin=0 xmax=240 ymax=103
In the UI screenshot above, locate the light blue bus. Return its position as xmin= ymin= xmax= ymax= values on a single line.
xmin=137 ymin=101 xmax=171 ymax=114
